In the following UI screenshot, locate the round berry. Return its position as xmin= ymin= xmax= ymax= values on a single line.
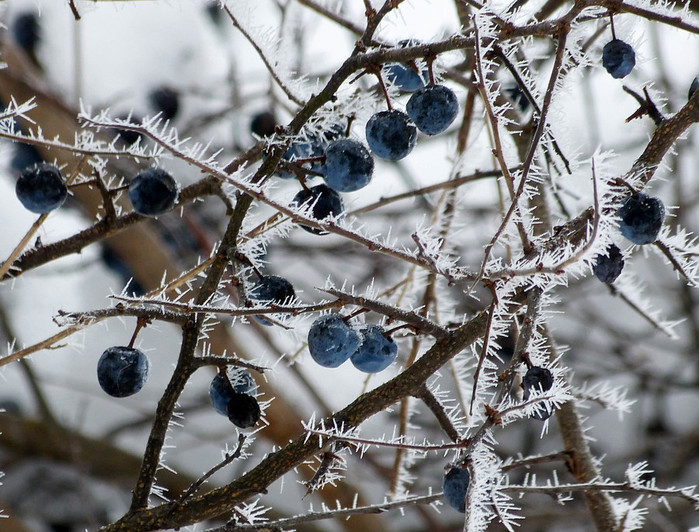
xmin=384 ymin=39 xmax=428 ymax=92
xmin=593 ymin=243 xmax=625 ymax=284
xmin=248 ymin=275 xmax=296 ymax=325
xmin=602 ymin=39 xmax=636 ymax=79
xmin=250 ymin=111 xmax=277 ymax=138
xmin=128 ymin=167 xmax=179 ymax=217
xmin=323 ymin=138 xmax=374 ymax=192
xmin=226 ymin=392 xmax=261 ymax=429
xmin=97 ymin=346 xmax=150 ymax=398
xmin=291 ymin=184 xmax=344 ymax=235
xmin=308 ymin=314 xmax=361 ymax=368
xmin=149 ymin=86 xmax=179 ymax=121
xmin=210 ymin=370 xmax=258 ymax=416
xmin=617 ymin=193 xmax=665 ymax=245
xmin=443 ymin=466 xmax=469 ymax=513
xmin=12 ymin=12 xmax=40 ymax=56
xmin=365 ymin=110 xmax=417 ymax=161
xmin=522 ymin=366 xmax=554 ymax=421
xmin=15 ymin=163 xmax=67 ymax=214
xmin=350 ymin=326 xmax=398 ymax=373
xmin=689 ymin=76 xmax=698 ymax=101
xmin=406 ymin=84 xmax=459 ymax=135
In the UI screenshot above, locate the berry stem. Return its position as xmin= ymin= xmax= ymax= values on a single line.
xmin=426 ymin=54 xmax=436 ymax=86
xmin=127 ymin=316 xmax=150 ymax=348
xmin=371 ymin=68 xmax=393 ymax=110
xmin=609 ymin=15 xmax=617 ymax=40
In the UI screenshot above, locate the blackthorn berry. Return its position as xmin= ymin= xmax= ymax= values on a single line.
xmin=149 ymin=86 xmax=179 ymax=121
xmin=406 ymin=84 xmax=459 ymax=135
xmin=689 ymin=76 xmax=698 ymax=100
xmin=248 ymin=275 xmax=296 ymax=325
xmin=308 ymin=314 xmax=361 ymax=368
xmin=442 ymin=466 xmax=469 ymax=513
xmin=593 ymin=243 xmax=625 ymax=284
xmin=250 ymin=110 xmax=277 ymax=138
xmin=617 ymin=193 xmax=665 ymax=245
xmin=113 ymin=113 xmax=144 ymax=146
xmin=210 ymin=370 xmax=258 ymax=416
xmin=522 ymin=366 xmax=554 ymax=421
xmin=12 ymin=12 xmax=40 ymax=56
xmin=128 ymin=167 xmax=179 ymax=217
xmin=323 ymin=138 xmax=374 ymax=192
xmin=15 ymin=163 xmax=67 ymax=214
xmin=97 ymin=346 xmax=150 ymax=398
xmin=350 ymin=326 xmax=398 ymax=373
xmin=365 ymin=110 xmax=417 ymax=161
xmin=602 ymin=39 xmax=636 ymax=79
xmin=11 ymin=142 xmax=44 ymax=175
xmin=291 ymin=184 xmax=344 ymax=235
xmin=384 ymin=39 xmax=428 ymax=92
xmin=226 ymin=392 xmax=261 ymax=429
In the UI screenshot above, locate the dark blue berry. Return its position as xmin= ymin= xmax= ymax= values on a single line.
xmin=443 ymin=466 xmax=469 ymax=513
xmin=128 ymin=167 xmax=178 ymax=217
xmin=505 ymin=84 xmax=531 ymax=112
xmin=365 ymin=110 xmax=417 ymax=161
xmin=291 ymin=184 xmax=344 ymax=235
xmin=113 ymin=114 xmax=144 ymax=146
xmin=384 ymin=39 xmax=427 ymax=92
xmin=149 ymin=86 xmax=179 ymax=121
xmin=602 ymin=39 xmax=636 ymax=79
xmin=617 ymin=193 xmax=665 ymax=245
xmin=350 ymin=326 xmax=398 ymax=373
xmin=11 ymin=142 xmax=43 ymax=175
xmin=593 ymin=243 xmax=625 ymax=284
xmin=97 ymin=346 xmax=150 ymax=398
xmin=277 ymin=138 xmax=321 ymax=179
xmin=522 ymin=366 xmax=554 ymax=421
xmin=12 ymin=12 xmax=40 ymax=56
xmin=385 ymin=64 xmax=426 ymax=92
xmin=250 ymin=111 xmax=277 ymax=138
xmin=248 ymin=275 xmax=296 ymax=325
xmin=689 ymin=76 xmax=698 ymax=100
xmin=323 ymin=138 xmax=374 ymax=192
xmin=15 ymin=163 xmax=67 ymax=214
xmin=210 ymin=370 xmax=258 ymax=416
xmin=406 ymin=84 xmax=459 ymax=135
xmin=226 ymin=392 xmax=261 ymax=428
xmin=308 ymin=314 xmax=361 ymax=368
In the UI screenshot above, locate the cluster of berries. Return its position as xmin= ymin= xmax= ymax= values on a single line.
xmin=307 ymin=314 xmax=398 ymax=373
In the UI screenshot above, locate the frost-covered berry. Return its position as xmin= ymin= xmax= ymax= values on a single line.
xmin=149 ymin=86 xmax=179 ymax=121
xmin=406 ymin=84 xmax=459 ymax=135
xmin=350 ymin=326 xmax=398 ymax=373
xmin=308 ymin=314 xmax=361 ymax=368
xmin=226 ymin=392 xmax=261 ymax=429
xmin=593 ymin=243 xmax=625 ymax=284
xmin=210 ymin=370 xmax=258 ymax=416
xmin=365 ymin=110 xmax=417 ymax=161
xmin=384 ymin=39 xmax=428 ymax=92
xmin=11 ymin=142 xmax=43 ymax=175
xmin=248 ymin=275 xmax=296 ymax=325
xmin=128 ymin=167 xmax=179 ymax=217
xmin=12 ymin=12 xmax=40 ymax=56
xmin=250 ymin=110 xmax=277 ymax=138
xmin=689 ymin=76 xmax=699 ymax=100
xmin=443 ymin=466 xmax=469 ymax=513
xmin=522 ymin=366 xmax=554 ymax=421
xmin=291 ymin=184 xmax=344 ymax=235
xmin=15 ymin=163 xmax=67 ymax=214
xmin=602 ymin=39 xmax=636 ymax=79
xmin=323 ymin=138 xmax=374 ymax=192
xmin=617 ymin=193 xmax=665 ymax=245
xmin=97 ymin=346 xmax=150 ymax=398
